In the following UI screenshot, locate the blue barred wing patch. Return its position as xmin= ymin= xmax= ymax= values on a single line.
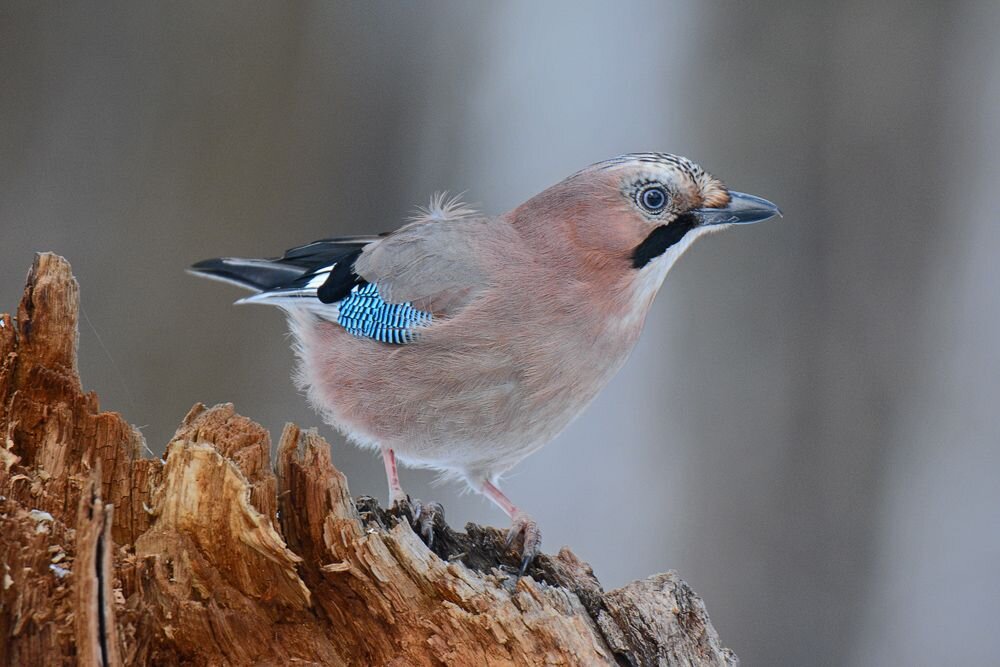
xmin=336 ymin=282 xmax=432 ymax=344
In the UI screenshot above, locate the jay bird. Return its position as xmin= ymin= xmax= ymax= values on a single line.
xmin=191 ymin=153 xmax=779 ymax=574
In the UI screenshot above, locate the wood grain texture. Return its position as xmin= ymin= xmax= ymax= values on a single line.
xmin=0 ymin=253 xmax=737 ymax=666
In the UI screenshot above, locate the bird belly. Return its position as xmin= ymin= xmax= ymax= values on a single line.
xmin=288 ymin=308 xmax=636 ymax=481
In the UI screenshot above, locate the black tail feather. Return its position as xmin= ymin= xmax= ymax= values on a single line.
xmin=191 ymin=237 xmax=376 ymax=295
xmin=189 ymin=258 xmax=306 ymax=292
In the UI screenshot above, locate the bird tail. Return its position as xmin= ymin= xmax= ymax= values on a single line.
xmin=191 ymin=237 xmax=377 ymax=308
xmin=188 ymin=257 xmax=306 ymax=292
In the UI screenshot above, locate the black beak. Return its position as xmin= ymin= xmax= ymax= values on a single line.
xmin=692 ymin=191 xmax=782 ymax=227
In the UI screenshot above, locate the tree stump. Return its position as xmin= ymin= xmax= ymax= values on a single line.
xmin=0 ymin=253 xmax=737 ymax=666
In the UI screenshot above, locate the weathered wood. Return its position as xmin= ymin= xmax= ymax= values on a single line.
xmin=0 ymin=253 xmax=151 ymax=547
xmin=0 ymin=253 xmax=738 ymax=666
xmin=74 ymin=469 xmax=121 ymax=667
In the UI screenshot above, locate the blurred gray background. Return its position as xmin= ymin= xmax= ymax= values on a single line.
xmin=2 ymin=2 xmax=998 ymax=664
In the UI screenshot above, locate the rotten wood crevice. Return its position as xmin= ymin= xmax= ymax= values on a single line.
xmin=0 ymin=253 xmax=737 ymax=666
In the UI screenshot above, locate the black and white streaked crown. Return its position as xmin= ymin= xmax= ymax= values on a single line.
xmin=591 ymin=152 xmax=708 ymax=181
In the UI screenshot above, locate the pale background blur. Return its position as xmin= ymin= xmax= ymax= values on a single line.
xmin=2 ymin=2 xmax=998 ymax=664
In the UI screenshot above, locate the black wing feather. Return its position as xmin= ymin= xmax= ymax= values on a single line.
xmin=278 ymin=235 xmax=381 ymax=267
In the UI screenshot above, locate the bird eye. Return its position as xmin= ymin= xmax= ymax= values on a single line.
xmin=638 ymin=185 xmax=668 ymax=213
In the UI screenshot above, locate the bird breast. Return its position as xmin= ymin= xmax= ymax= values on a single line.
xmin=291 ymin=261 xmax=656 ymax=478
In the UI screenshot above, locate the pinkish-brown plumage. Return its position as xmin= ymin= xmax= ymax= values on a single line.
xmin=191 ymin=153 xmax=779 ymax=573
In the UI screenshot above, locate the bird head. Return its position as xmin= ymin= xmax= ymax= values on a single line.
xmin=509 ymin=153 xmax=780 ymax=287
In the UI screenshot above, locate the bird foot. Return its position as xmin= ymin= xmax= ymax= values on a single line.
xmin=412 ymin=499 xmax=446 ymax=548
xmin=392 ymin=495 xmax=446 ymax=549
xmin=504 ymin=512 xmax=542 ymax=577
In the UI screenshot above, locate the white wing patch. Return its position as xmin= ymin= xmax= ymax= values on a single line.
xmin=236 ymin=263 xmax=337 ymax=306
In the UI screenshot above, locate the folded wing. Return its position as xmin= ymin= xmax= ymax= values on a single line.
xmin=191 ymin=214 xmax=509 ymax=345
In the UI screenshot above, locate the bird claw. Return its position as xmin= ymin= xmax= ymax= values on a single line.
xmin=505 ymin=513 xmax=541 ymax=577
xmin=407 ymin=498 xmax=445 ymax=549
xmin=390 ymin=490 xmax=411 ymax=513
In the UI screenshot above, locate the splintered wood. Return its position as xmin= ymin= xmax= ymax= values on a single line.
xmin=0 ymin=253 xmax=737 ymax=666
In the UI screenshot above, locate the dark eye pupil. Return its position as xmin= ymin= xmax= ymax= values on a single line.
xmin=641 ymin=187 xmax=666 ymax=211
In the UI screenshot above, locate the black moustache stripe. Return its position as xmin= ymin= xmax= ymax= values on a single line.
xmin=630 ymin=213 xmax=698 ymax=269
